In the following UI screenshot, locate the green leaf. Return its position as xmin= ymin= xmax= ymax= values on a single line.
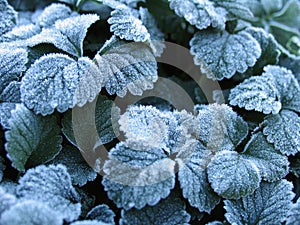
xmin=0 ymin=0 xmax=17 ymax=36
xmin=286 ymin=197 xmax=300 ymax=225
xmin=260 ymin=0 xmax=283 ymax=15
xmin=0 ymin=157 xmax=5 ymax=182
xmin=0 ymin=200 xmax=64 ymax=225
xmin=86 ymin=204 xmax=115 ymax=224
xmin=262 ymin=110 xmax=300 ymax=155
xmin=190 ymin=29 xmax=261 ymax=80
xmin=177 ymin=140 xmax=221 ymax=213
xmin=102 ymin=142 xmax=175 ymax=210
xmin=21 ymin=54 xmax=101 ymax=115
xmin=207 ymin=150 xmax=261 ymax=199
xmin=196 ymin=104 xmax=249 ymax=152
xmin=50 ymin=145 xmax=97 ymax=186
xmin=169 ymin=0 xmax=227 ymax=30
xmin=5 ymin=104 xmax=62 ymax=172
xmin=0 ymin=103 xmax=16 ymax=129
xmin=224 ymin=180 xmax=295 ymax=225
xmin=28 ymin=14 xmax=99 ymax=57
xmin=62 ymin=95 xmax=119 ymax=147
xmin=119 ymin=194 xmax=191 ymax=225
xmin=95 ymin=37 xmax=158 ymax=97
xmin=36 ymin=3 xmax=72 ymax=28
xmin=0 ymin=48 xmax=27 ymax=97
xmin=16 ymin=164 xmax=81 ymax=222
xmin=242 ymin=132 xmax=289 ymax=182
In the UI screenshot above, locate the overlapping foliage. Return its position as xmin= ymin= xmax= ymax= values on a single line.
xmin=1 ymin=0 xmax=300 ymax=224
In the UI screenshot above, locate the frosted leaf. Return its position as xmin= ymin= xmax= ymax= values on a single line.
xmin=207 ymin=151 xmax=261 ymax=199
xmin=0 ymin=179 xmax=17 ymax=195
xmin=0 ymin=103 xmax=16 ymax=129
xmin=86 ymin=204 xmax=115 ymax=224
xmin=62 ymin=95 xmax=119 ymax=147
xmin=108 ymin=5 xmax=149 ymax=42
xmin=260 ymin=0 xmax=283 ymax=15
xmin=102 ymin=142 xmax=175 ymax=210
xmin=119 ymin=105 xmax=191 ymax=154
xmin=50 ymin=145 xmax=97 ymax=186
xmin=28 ymin=14 xmax=99 ymax=57
xmin=0 ymin=24 xmax=41 ymax=42
xmin=0 ymin=187 xmax=17 ymax=214
xmin=95 ymin=37 xmax=158 ymax=97
xmin=0 ymin=0 xmax=17 ymax=36
xmin=196 ymin=104 xmax=248 ymax=152
xmin=206 ymin=222 xmax=225 ymax=225
xmin=229 ymin=74 xmax=281 ymax=115
xmin=0 ymin=48 xmax=27 ymax=96
xmin=242 ymin=132 xmax=289 ymax=182
xmin=139 ymin=7 xmax=165 ymax=56
xmin=119 ymin=105 xmax=169 ymax=149
xmin=21 ymin=54 xmax=100 ymax=115
xmin=70 ymin=221 xmax=111 ymax=225
xmin=262 ymin=110 xmax=300 ymax=155
xmin=0 ymin=81 xmax=21 ymax=103
xmin=177 ymin=141 xmax=221 ymax=213
xmin=119 ymin=194 xmax=190 ymax=225
xmin=190 ymin=29 xmax=261 ymax=80
xmin=243 ymin=27 xmax=280 ymax=75
xmin=267 ymin=65 xmax=300 ymax=113
xmin=224 ymin=180 xmax=294 ymax=225
xmin=5 ymin=104 xmax=62 ymax=172
xmin=17 ymin=164 xmax=81 ymax=222
xmin=212 ymin=0 xmax=253 ymax=20
xmin=169 ymin=0 xmax=227 ymax=30
xmin=286 ymin=198 xmax=300 ymax=225
xmin=0 ymin=200 xmax=64 ymax=225
xmin=36 ymin=3 xmax=72 ymax=27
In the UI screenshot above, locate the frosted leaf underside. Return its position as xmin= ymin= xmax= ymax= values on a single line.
xmin=5 ymin=104 xmax=62 ymax=172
